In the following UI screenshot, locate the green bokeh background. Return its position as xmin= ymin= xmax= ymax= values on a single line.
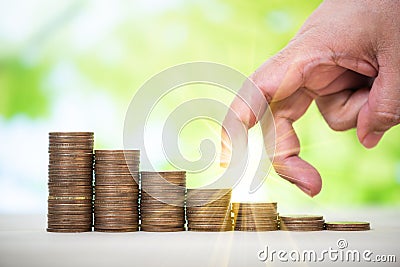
xmin=0 ymin=0 xmax=399 ymax=212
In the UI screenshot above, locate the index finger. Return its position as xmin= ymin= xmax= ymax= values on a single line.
xmin=221 ymin=52 xmax=304 ymax=166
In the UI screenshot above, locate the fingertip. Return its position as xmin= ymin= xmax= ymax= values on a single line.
xmin=220 ymin=143 xmax=231 ymax=169
xmin=308 ymin=166 xmax=322 ymax=197
xmin=307 ymin=179 xmax=322 ymax=198
xmin=295 ymin=170 xmax=322 ymax=197
xmin=275 ymin=157 xmax=322 ymax=197
xmin=296 ymin=184 xmax=312 ymax=197
xmin=220 ymin=126 xmax=231 ymax=168
xmin=296 ymin=184 xmax=321 ymax=197
xmin=361 ymin=131 xmax=384 ymax=149
xmin=357 ymin=103 xmax=385 ymax=149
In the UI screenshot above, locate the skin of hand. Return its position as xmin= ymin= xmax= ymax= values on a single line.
xmin=221 ymin=0 xmax=400 ymax=196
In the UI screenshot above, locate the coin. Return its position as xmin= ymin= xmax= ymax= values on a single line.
xmin=47 ymin=133 xmax=94 ymax=232
xmin=47 ymin=132 xmax=94 ymax=232
xmin=188 ymin=223 xmax=232 ymax=232
xmin=140 ymin=225 xmax=185 ymax=232
xmin=141 ymin=171 xmax=187 ymax=187
xmin=187 ymin=211 xmax=231 ymax=219
xmin=92 ymin=150 xmax=140 ymax=232
xmin=232 ymin=202 xmax=279 ymax=232
xmin=187 ymin=189 xmax=232 ymax=232
xmin=280 ymin=215 xmax=323 ymax=222
xmin=279 ymin=214 xmax=325 ymax=231
xmin=48 ymin=132 xmax=373 ymax=234
xmin=325 ymin=221 xmax=370 ymax=231
xmin=140 ymin=171 xmax=186 ymax=232
xmin=47 ymin=228 xmax=92 ymax=233
xmin=94 ymin=228 xmax=139 ymax=232
xmin=234 ymin=226 xmax=278 ymax=232
xmin=187 ymin=189 xmax=231 ymax=209
xmin=232 ymin=202 xmax=276 ymax=209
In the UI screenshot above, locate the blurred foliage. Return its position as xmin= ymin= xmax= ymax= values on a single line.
xmin=296 ymin=103 xmax=400 ymax=205
xmin=0 ymin=58 xmax=49 ymax=118
xmin=0 ymin=0 xmax=399 ymax=205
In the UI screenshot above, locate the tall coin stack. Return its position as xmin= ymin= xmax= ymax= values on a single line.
xmin=186 ymin=189 xmax=232 ymax=232
xmin=140 ymin=171 xmax=186 ymax=232
xmin=232 ymin=202 xmax=279 ymax=231
xmin=93 ymin=150 xmax=140 ymax=232
xmin=279 ymin=215 xmax=325 ymax=231
xmin=47 ymin=132 xmax=94 ymax=233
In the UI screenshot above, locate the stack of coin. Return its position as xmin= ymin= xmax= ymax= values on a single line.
xmin=186 ymin=189 xmax=232 ymax=232
xmin=325 ymin=221 xmax=370 ymax=231
xmin=47 ymin=132 xmax=94 ymax=232
xmin=232 ymin=202 xmax=279 ymax=231
xmin=140 ymin=171 xmax=186 ymax=232
xmin=279 ymin=215 xmax=325 ymax=231
xmin=94 ymin=150 xmax=140 ymax=232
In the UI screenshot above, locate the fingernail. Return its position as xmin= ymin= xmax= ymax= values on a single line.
xmin=362 ymin=132 xmax=384 ymax=148
xmin=220 ymin=150 xmax=230 ymax=168
xmin=296 ymin=184 xmax=312 ymax=197
xmin=219 ymin=152 xmax=230 ymax=168
xmin=220 ymin=161 xmax=228 ymax=168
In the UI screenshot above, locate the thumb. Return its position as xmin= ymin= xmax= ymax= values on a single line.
xmin=357 ymin=65 xmax=400 ymax=148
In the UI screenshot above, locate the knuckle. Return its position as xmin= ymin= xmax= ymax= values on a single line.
xmin=325 ymin=115 xmax=353 ymax=131
xmin=373 ymin=110 xmax=400 ymax=126
xmin=319 ymin=104 xmax=357 ymax=131
xmin=371 ymin=97 xmax=400 ymax=127
xmin=250 ymin=74 xmax=273 ymax=103
xmin=327 ymin=120 xmax=346 ymax=131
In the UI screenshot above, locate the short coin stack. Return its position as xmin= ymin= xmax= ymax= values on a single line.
xmin=232 ymin=202 xmax=279 ymax=231
xmin=325 ymin=221 xmax=370 ymax=231
xmin=140 ymin=171 xmax=186 ymax=232
xmin=94 ymin=150 xmax=140 ymax=232
xmin=279 ymin=215 xmax=325 ymax=231
xmin=186 ymin=189 xmax=232 ymax=231
xmin=47 ymin=132 xmax=94 ymax=232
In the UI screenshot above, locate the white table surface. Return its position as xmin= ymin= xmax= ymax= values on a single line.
xmin=1 ymin=208 xmax=399 ymax=267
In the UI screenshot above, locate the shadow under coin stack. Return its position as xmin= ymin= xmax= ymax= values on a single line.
xmin=186 ymin=189 xmax=232 ymax=232
xmin=47 ymin=132 xmax=94 ymax=232
xmin=94 ymin=150 xmax=140 ymax=232
xmin=279 ymin=215 xmax=325 ymax=231
xmin=140 ymin=171 xmax=186 ymax=232
xmin=232 ymin=202 xmax=279 ymax=231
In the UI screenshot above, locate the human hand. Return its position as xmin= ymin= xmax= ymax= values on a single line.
xmin=221 ymin=0 xmax=400 ymax=196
